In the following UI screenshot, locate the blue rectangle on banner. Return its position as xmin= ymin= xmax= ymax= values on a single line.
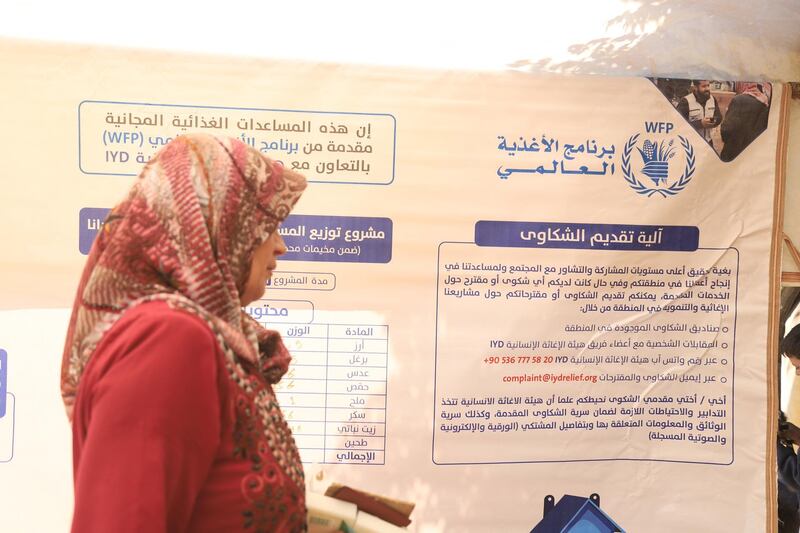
xmin=0 ymin=350 xmax=7 ymax=418
xmin=79 ymin=207 xmax=112 ymax=255
xmin=78 ymin=209 xmax=393 ymax=262
xmin=279 ymin=215 xmax=393 ymax=263
xmin=475 ymin=221 xmax=698 ymax=251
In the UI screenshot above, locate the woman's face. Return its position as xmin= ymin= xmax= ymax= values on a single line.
xmin=240 ymin=230 xmax=287 ymax=306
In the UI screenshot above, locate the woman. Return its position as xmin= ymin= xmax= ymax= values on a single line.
xmin=61 ymin=133 xmax=307 ymax=532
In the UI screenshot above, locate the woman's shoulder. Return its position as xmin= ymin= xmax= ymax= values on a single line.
xmin=90 ymin=300 xmax=221 ymax=373
xmin=106 ymin=300 xmax=220 ymax=348
xmin=120 ymin=300 xmax=213 ymax=332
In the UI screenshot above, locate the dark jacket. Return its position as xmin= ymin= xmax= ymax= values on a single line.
xmin=720 ymin=93 xmax=769 ymax=161
xmin=676 ymin=92 xmax=722 ymax=141
xmin=778 ymin=443 xmax=800 ymax=533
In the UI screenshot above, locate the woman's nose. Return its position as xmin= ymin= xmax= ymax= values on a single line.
xmin=275 ymin=233 xmax=287 ymax=256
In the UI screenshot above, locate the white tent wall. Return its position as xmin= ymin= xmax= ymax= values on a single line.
xmin=1 ymin=1 xmax=799 ymax=80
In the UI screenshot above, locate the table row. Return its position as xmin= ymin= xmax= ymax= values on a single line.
xmin=277 ymin=392 xmax=387 ymax=409
xmin=276 ymin=405 xmax=387 ymax=423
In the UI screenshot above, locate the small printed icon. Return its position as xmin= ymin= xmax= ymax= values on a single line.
xmin=0 ymin=349 xmax=6 ymax=418
xmin=530 ymin=493 xmax=625 ymax=532
xmin=637 ymin=139 xmax=676 ymax=186
xmin=622 ymin=132 xmax=695 ymax=198
xmin=0 ymin=349 xmax=13 ymax=463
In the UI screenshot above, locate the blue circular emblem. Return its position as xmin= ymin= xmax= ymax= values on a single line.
xmin=622 ymin=134 xmax=696 ymax=197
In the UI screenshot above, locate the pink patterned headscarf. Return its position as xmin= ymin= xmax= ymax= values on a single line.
xmin=737 ymin=82 xmax=771 ymax=106
xmin=61 ymin=133 xmax=306 ymax=419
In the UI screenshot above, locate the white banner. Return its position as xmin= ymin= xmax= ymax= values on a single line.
xmin=0 ymin=39 xmax=788 ymax=532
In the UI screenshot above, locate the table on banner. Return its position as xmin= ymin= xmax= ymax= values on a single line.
xmin=271 ymin=323 xmax=388 ymax=465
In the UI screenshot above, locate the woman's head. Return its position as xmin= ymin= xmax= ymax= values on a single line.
xmin=62 ymin=134 xmax=306 ymax=413
xmin=782 ymin=324 xmax=800 ymax=376
xmin=84 ymin=133 xmax=305 ymax=316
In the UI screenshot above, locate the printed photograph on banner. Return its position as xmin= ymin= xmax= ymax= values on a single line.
xmin=649 ymin=78 xmax=772 ymax=161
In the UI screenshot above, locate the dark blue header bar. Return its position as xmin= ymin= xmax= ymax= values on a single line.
xmin=475 ymin=221 xmax=698 ymax=251
xmin=280 ymin=214 xmax=393 ymax=263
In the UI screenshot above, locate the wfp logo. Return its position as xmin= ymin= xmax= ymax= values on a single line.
xmin=622 ymin=122 xmax=695 ymax=197
xmin=638 ymin=139 xmax=673 ymax=185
